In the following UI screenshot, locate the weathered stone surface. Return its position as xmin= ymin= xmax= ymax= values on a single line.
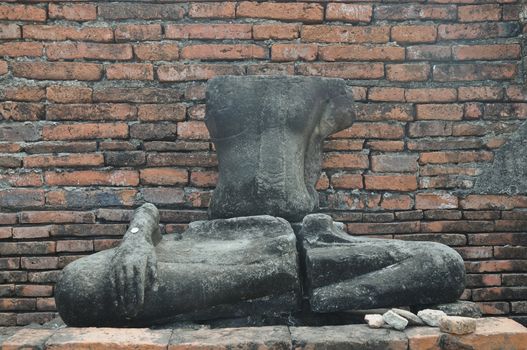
xmin=392 ymin=308 xmax=424 ymax=326
xmin=169 ymin=326 xmax=291 ymax=350
xmin=406 ymin=317 xmax=527 ymax=350
xmin=55 ymin=204 xmax=300 ymax=326
xmin=206 ymin=76 xmax=355 ymax=221
xmin=365 ymin=314 xmax=385 ymax=328
xmin=439 ymin=316 xmax=476 ymax=335
xmin=291 ymin=324 xmax=408 ymax=350
xmin=417 ymin=309 xmax=447 ymax=327
xmin=383 ymin=310 xmax=408 ymax=330
xmin=45 ymin=327 xmax=172 ymax=350
xmin=298 ymin=214 xmax=466 ymax=313
xmin=432 ymin=300 xmax=482 ymax=318
xmin=2 ymin=328 xmax=57 ymax=350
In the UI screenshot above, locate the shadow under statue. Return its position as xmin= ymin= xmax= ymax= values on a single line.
xmin=55 ymin=76 xmax=466 ymax=327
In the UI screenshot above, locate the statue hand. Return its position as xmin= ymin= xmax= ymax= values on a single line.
xmin=109 ymin=238 xmax=158 ymax=318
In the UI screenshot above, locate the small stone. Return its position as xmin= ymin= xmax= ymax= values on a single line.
xmin=392 ymin=308 xmax=424 ymax=326
xmin=383 ymin=310 xmax=408 ymax=330
xmin=417 ymin=309 xmax=447 ymax=327
xmin=365 ymin=314 xmax=385 ymax=328
xmin=439 ymin=316 xmax=477 ymax=335
xmin=130 ymin=227 xmax=139 ymax=233
xmin=433 ymin=301 xmax=482 ymax=318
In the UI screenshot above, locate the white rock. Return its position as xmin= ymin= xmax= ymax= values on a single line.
xmin=439 ymin=316 xmax=477 ymax=335
xmin=392 ymin=308 xmax=424 ymax=326
xmin=417 ymin=309 xmax=447 ymax=327
xmin=382 ymin=310 xmax=408 ymax=330
xmin=364 ymin=314 xmax=385 ymax=328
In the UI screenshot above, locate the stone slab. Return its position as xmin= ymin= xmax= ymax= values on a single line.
xmin=1 ymin=327 xmax=57 ymax=350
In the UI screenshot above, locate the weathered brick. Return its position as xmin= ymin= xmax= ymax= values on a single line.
xmin=177 ymin=121 xmax=210 ymax=140
xmin=0 ymin=189 xmax=45 ymax=208
xmin=371 ymin=154 xmax=418 ymax=172
xmin=130 ymin=123 xmax=178 ymax=140
xmin=237 ymin=2 xmax=323 ymax=23
xmin=0 ymin=23 xmax=20 ymax=39
xmin=106 ymin=64 xmax=154 ymax=81
xmin=98 ymin=3 xmax=185 ymax=20
xmin=42 ymin=123 xmax=128 ymax=140
xmin=46 ymin=189 xmax=137 ymax=208
xmin=322 ymin=153 xmax=369 ymax=169
xmin=24 ymin=154 xmax=104 ymax=168
xmin=366 ymin=140 xmax=404 ymax=152
xmin=406 ymin=45 xmax=452 ymax=61
xmin=15 ymin=285 xmax=53 ymax=297
xmin=332 ymin=122 xmax=404 ymax=139
xmin=56 ymin=240 xmax=93 ymax=253
xmin=302 ymin=25 xmax=390 ymax=43
xmin=94 ymin=87 xmax=184 ymax=104
xmin=157 ymin=64 xmax=245 ymax=82
xmin=46 ymin=43 xmax=132 ymax=61
xmin=187 ymin=105 xmax=205 ymax=121
xmin=420 ymin=151 xmax=493 ymax=164
xmin=253 ymin=24 xmax=299 ymax=40
xmin=416 ymin=104 xmax=464 ymax=120
xmin=0 ymin=4 xmax=46 ymax=21
xmin=49 ymin=3 xmax=96 ymax=21
xmin=272 ymin=44 xmax=317 ymax=62
xmin=297 ymin=63 xmax=384 ymax=79
xmin=453 ymin=44 xmax=521 ymax=60
xmin=330 ymin=173 xmax=363 ymax=189
xmin=138 ymin=104 xmax=186 ymax=122
xmin=12 ymin=226 xmax=55 ymax=239
xmin=461 ymin=195 xmax=527 ymax=210
xmin=12 ymin=62 xmax=102 ymax=81
xmin=140 ymin=168 xmax=188 ymax=186
xmin=115 ymin=24 xmax=162 ymax=41
xmin=319 ymin=45 xmax=404 ymax=62
xmin=23 ymin=25 xmax=113 ymax=42
xmin=166 ymin=24 xmax=252 ymax=40
xmin=0 ymin=102 xmax=44 ymax=121
xmin=433 ymin=63 xmax=517 ymax=82
xmin=458 ymin=86 xmax=503 ymax=101
xmin=0 ymin=172 xmax=42 ymax=187
xmin=46 ymin=104 xmax=136 ymax=121
xmin=458 ymin=4 xmax=502 ymax=22
xmin=46 ymin=85 xmax=92 ymax=104
xmin=326 ymin=4 xmax=372 ymax=23
xmin=21 ymin=257 xmax=58 ymax=270
xmin=45 ymin=170 xmax=139 ymax=186
xmin=368 ymin=87 xmax=405 ymax=102
xmin=386 ymin=64 xmax=430 ymax=82
xmin=405 ymin=88 xmax=457 ymax=103
xmin=104 ymin=151 xmax=145 ymax=167
xmin=189 ymin=2 xmax=235 ymax=18
xmin=0 ymin=42 xmax=42 ymax=57
xmin=134 ymin=43 xmax=179 ymax=61
xmin=376 ymin=4 xmax=455 ymax=20
xmin=0 ymin=124 xmax=40 ymax=141
xmin=20 ymin=211 xmax=95 ymax=224
xmin=3 ymin=86 xmax=45 ymax=102
xmin=36 ymin=298 xmax=56 ymax=311
xmin=181 ymin=44 xmax=267 ymax=60
xmin=365 ymin=175 xmax=418 ymax=191
xmin=416 ymin=193 xmax=458 ymax=210
xmin=246 ymin=63 xmax=295 ymax=76
xmin=391 ymin=25 xmax=437 ymax=43
xmin=438 ymin=23 xmax=520 ymax=40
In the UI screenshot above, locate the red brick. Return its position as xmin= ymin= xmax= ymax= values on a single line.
xmin=189 ymin=2 xmax=235 ymax=18
xmin=46 ymin=43 xmax=132 ymax=61
xmin=99 ymin=141 xmax=136 ymax=152
xmin=1 ymin=241 xmax=55 ymax=255
xmin=166 ymin=24 xmax=252 ymax=40
xmin=93 ymin=87 xmax=184 ymax=104
xmin=331 ymin=173 xmax=363 ymax=189
xmin=365 ymin=175 xmax=418 ymax=191
xmin=253 ymin=24 xmax=299 ymax=40
xmin=0 ymin=143 xmax=22 ymax=153
xmin=464 ymin=103 xmax=484 ymax=119
xmin=386 ymin=64 xmax=429 ymax=82
xmin=302 ymin=25 xmax=390 ymax=43
xmin=45 ymin=170 xmax=139 ymax=186
xmin=56 ymin=240 xmax=93 ymax=253
xmin=0 ymin=155 xmax=21 ymax=168
xmin=324 ymin=139 xmax=364 ymax=151
xmin=247 ymin=63 xmax=295 ymax=76
xmin=332 ymin=122 xmax=404 ymax=139
xmin=46 ymin=104 xmax=136 ymax=121
xmin=157 ymin=64 xmax=245 ymax=82
xmin=177 ymin=121 xmax=210 ymax=140
xmin=371 ymin=154 xmax=418 ymax=172
xmin=461 ymin=195 xmax=527 ymax=210
xmin=0 ymin=189 xmax=45 ymax=208
xmin=366 ymin=141 xmax=404 ymax=152
xmin=46 ymin=85 xmax=92 ymax=104
xmin=0 ymin=60 xmax=7 ymax=75
xmin=237 ymin=2 xmax=323 ymax=23
xmin=326 ymin=4 xmax=372 ymax=23
xmin=0 ymin=42 xmax=42 ymax=57
xmin=0 ymin=23 xmax=20 ymax=39
xmin=319 ymin=45 xmax=404 ymax=62
xmin=272 ymin=44 xmax=317 ymax=62
xmin=458 ymin=4 xmax=501 ymax=22
xmin=181 ymin=44 xmax=267 ymax=60
xmin=348 ymin=221 xmax=420 ymax=234
xmin=21 ymin=257 xmax=58 ymax=270
xmin=130 ymin=123 xmax=178 ymax=140
xmin=297 ymin=63 xmax=384 ymax=79
xmin=12 ymin=62 xmax=102 ymax=81
xmin=106 ymin=64 xmax=153 ymax=81
xmin=433 ymin=63 xmax=517 ymax=82
xmin=322 ymin=153 xmax=369 ymax=169
xmin=134 ymin=43 xmax=179 ymax=61
xmin=368 ymin=87 xmax=405 ymax=102
xmin=416 ymin=193 xmax=458 ymax=209
xmin=438 ymin=23 xmax=519 ymax=40
xmin=416 ymin=104 xmax=464 ymax=120
xmin=3 ymin=86 xmax=45 ymax=102
xmin=140 ymin=168 xmax=188 ymax=186
xmin=420 ymin=151 xmax=493 ymax=164
xmin=0 ymin=102 xmax=44 ymax=121
xmin=138 ymin=104 xmax=186 ymax=122
xmin=49 ymin=3 xmax=96 ymax=21
xmin=12 ymin=226 xmax=55 ymax=239
xmin=115 ymin=24 xmax=162 ymax=41
xmin=187 ymin=104 xmax=205 ymax=120
xmin=0 ymin=227 xmax=12 ymax=239
xmin=453 ymin=44 xmax=521 ymax=60
xmin=405 ymin=88 xmax=457 ymax=103
xmin=20 ymin=211 xmax=95 ymax=224
xmin=98 ymin=3 xmax=184 ymax=20
xmin=0 ymin=4 xmax=46 ymax=21
xmin=458 ymin=86 xmax=503 ymax=101
xmin=391 ymin=25 xmax=437 ymax=43
xmin=15 ymin=285 xmax=53 ymax=297
xmin=24 ymin=154 xmax=104 ymax=168
xmin=381 ymin=194 xmax=414 ymax=210
xmin=43 ymin=123 xmax=128 ymax=140
xmin=375 ymin=4 xmax=456 ymax=20
xmin=406 ymin=45 xmax=452 ymax=61
xmin=36 ymin=298 xmax=56 ymax=311
xmin=23 ymin=25 xmax=113 ymax=42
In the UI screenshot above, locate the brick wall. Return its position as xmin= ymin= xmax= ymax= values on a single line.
xmin=0 ymin=1 xmax=526 ymax=326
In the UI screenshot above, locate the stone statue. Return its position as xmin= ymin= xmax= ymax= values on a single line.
xmin=55 ymin=76 xmax=466 ymax=327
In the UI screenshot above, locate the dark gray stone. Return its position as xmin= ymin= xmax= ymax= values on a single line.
xmin=55 ymin=204 xmax=300 ymax=327
xmin=431 ymin=301 xmax=482 ymax=318
xmin=298 ymin=213 xmax=466 ymax=313
xmin=206 ymin=76 xmax=355 ymax=222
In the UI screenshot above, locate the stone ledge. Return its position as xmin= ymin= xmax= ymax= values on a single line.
xmin=1 ymin=317 xmax=526 ymax=350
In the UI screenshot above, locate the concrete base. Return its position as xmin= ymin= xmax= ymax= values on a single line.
xmin=1 ymin=317 xmax=526 ymax=350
